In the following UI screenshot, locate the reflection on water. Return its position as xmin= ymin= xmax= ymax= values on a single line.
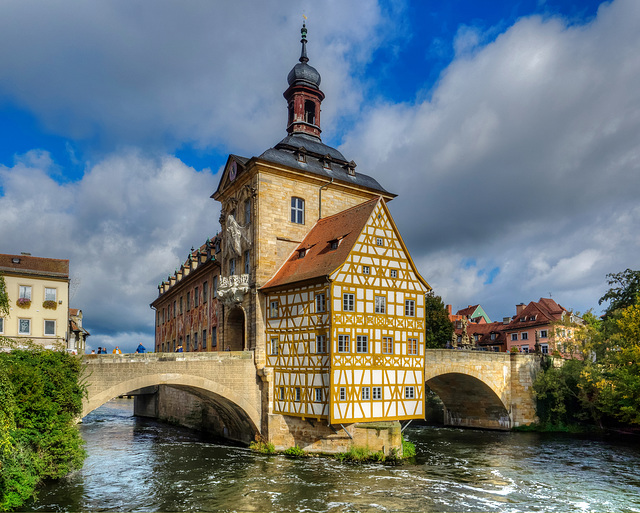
xmin=25 ymin=398 xmax=640 ymax=512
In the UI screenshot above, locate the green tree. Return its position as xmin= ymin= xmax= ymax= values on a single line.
xmin=598 ymin=268 xmax=640 ymax=317
xmin=0 ymin=273 xmax=9 ymax=318
xmin=424 ymin=291 xmax=454 ymax=348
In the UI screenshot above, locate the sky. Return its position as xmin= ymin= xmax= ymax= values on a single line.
xmin=1 ymin=0 xmax=638 ymax=353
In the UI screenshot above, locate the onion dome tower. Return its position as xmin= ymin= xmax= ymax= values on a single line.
xmin=284 ymin=22 xmax=325 ymax=140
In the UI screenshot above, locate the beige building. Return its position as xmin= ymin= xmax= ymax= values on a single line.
xmin=0 ymin=253 xmax=70 ymax=349
xmin=69 ymin=308 xmax=90 ymax=354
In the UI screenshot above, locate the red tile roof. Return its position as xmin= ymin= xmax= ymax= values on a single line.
xmin=455 ymin=321 xmax=507 ymax=346
xmin=503 ymin=298 xmax=567 ymax=331
xmin=0 ymin=253 xmax=69 ymax=279
xmin=261 ymin=198 xmax=380 ymax=290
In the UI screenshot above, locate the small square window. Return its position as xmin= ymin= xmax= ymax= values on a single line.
xmin=339 ymin=387 xmax=346 ymax=401
xmin=541 ymin=344 xmax=549 ymax=354
xmin=390 ymin=270 xmax=397 ymax=278
xmin=44 ymin=287 xmax=57 ymax=302
xmin=19 ymin=285 xmax=31 ymax=300
xmin=361 ymin=387 xmax=370 ymax=400
xmin=376 ymin=238 xmax=384 ymax=246
xmin=372 ymin=387 xmax=382 ymax=400
xmin=44 ymin=320 xmax=56 ymax=336
xmin=539 ymin=330 xmax=548 ymax=338
xmin=356 ymin=335 xmax=368 ymax=353
xmin=522 ymin=345 xmax=529 ymax=353
xmin=521 ymin=332 xmax=529 ymax=340
xmin=19 ymin=319 xmax=30 ymax=335
xmin=362 ymin=265 xmax=370 ymax=275
xmin=511 ymin=333 xmax=518 ymax=341
xmin=405 ymin=386 xmax=415 ymax=399
xmin=330 ymin=240 xmax=339 ymax=250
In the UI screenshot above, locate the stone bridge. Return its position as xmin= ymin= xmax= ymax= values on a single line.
xmin=82 ymin=349 xmax=540 ymax=443
xmin=82 ymin=352 xmax=264 ymax=443
xmin=424 ymin=349 xmax=540 ymax=429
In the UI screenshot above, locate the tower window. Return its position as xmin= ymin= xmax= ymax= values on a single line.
xmin=304 ymin=100 xmax=315 ymax=125
xmin=291 ymin=197 xmax=305 ymax=224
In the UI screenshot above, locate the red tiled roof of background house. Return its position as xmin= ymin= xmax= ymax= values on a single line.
xmin=504 ymin=298 xmax=566 ymax=331
xmin=0 ymin=253 xmax=69 ymax=279
xmin=261 ymin=198 xmax=380 ymax=290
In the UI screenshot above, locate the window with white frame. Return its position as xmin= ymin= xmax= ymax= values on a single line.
xmin=521 ymin=345 xmax=529 ymax=353
xmin=390 ymin=269 xmax=397 ymax=278
xmin=316 ymin=293 xmax=326 ymax=313
xmin=270 ymin=300 xmax=279 ymax=318
xmin=375 ymin=296 xmax=386 ymax=314
xmin=356 ymin=335 xmax=368 ymax=353
xmin=315 ymin=388 xmax=323 ymax=402
xmin=19 ymin=319 xmax=30 ymax=335
xmin=270 ymin=337 xmax=279 ymax=355
xmin=291 ymin=197 xmax=305 ymax=224
xmin=539 ymin=330 xmax=548 ymax=338
xmin=405 ymin=299 xmax=415 ymax=317
xmin=361 ymin=387 xmax=370 ymax=400
xmin=372 ymin=387 xmax=382 ymax=400
xmin=511 ymin=333 xmax=518 ymax=341
xmin=541 ymin=344 xmax=549 ymax=354
xmin=362 ymin=265 xmax=370 ymax=275
xmin=521 ymin=332 xmax=528 ymax=340
xmin=382 ymin=336 xmax=393 ymax=354
xmin=339 ymin=387 xmax=346 ymax=401
xmin=295 ymin=387 xmax=301 ymax=402
xmin=343 ymin=293 xmax=354 ymax=312
xmin=316 ymin=335 xmax=327 ymax=354
xmin=405 ymin=386 xmax=415 ymax=399
xmin=44 ymin=320 xmax=56 ymax=336
xmin=19 ymin=285 xmax=31 ymax=300
xmin=44 ymin=287 xmax=56 ymax=302
xmin=408 ymin=338 xmax=418 ymax=355
xmin=338 ymin=334 xmax=349 ymax=353
xmin=490 ymin=333 xmax=496 ymax=340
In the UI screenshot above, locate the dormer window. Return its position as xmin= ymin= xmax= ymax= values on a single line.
xmin=322 ymin=154 xmax=331 ymax=170
xmin=296 ymin=147 xmax=307 ymax=163
xmin=329 ymin=240 xmax=339 ymax=250
xmin=298 ymin=248 xmax=306 ymax=259
xmin=347 ymin=160 xmax=357 ymax=177
xmin=529 ymin=315 xmax=536 ymax=321
xmin=519 ymin=317 xmax=526 ymax=322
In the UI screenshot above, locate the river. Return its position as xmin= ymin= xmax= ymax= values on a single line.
xmin=24 ymin=399 xmax=640 ymax=512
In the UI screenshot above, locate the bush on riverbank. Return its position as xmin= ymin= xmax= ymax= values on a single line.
xmin=0 ymin=348 xmax=86 ymax=511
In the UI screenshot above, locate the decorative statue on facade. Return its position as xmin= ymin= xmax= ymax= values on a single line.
xmin=460 ymin=318 xmax=472 ymax=349
xmin=224 ymin=214 xmax=250 ymax=259
xmin=217 ymin=274 xmax=250 ymax=306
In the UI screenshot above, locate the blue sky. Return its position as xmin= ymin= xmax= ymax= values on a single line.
xmin=1 ymin=0 xmax=638 ymax=352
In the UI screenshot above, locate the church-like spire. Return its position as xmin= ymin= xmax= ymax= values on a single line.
xmin=284 ymin=22 xmax=325 ymax=140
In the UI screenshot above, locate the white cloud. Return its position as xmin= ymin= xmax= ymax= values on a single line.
xmin=342 ymin=0 xmax=640 ymax=318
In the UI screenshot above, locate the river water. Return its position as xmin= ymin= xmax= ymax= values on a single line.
xmin=25 ymin=399 xmax=640 ymax=512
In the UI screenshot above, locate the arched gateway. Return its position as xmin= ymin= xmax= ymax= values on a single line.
xmin=82 ymin=352 xmax=262 ymax=444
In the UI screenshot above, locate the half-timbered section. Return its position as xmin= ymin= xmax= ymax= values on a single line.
xmin=262 ymin=197 xmax=430 ymax=423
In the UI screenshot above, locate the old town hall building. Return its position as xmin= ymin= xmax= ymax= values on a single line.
xmin=152 ymin=24 xmax=430 ymax=432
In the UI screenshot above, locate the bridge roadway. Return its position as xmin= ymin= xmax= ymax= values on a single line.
xmin=82 ymin=349 xmax=539 ymax=441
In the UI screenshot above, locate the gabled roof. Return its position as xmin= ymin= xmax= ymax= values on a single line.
xmin=0 ymin=254 xmax=69 ymax=279
xmin=261 ymin=198 xmax=380 ymax=290
xmin=504 ymin=298 xmax=567 ymax=331
xmin=456 ymin=304 xmax=480 ymax=317
xmin=455 ymin=321 xmax=507 ymax=346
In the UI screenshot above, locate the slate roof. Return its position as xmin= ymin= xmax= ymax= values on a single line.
xmin=503 ymin=298 xmax=567 ymax=331
xmin=258 ymin=134 xmax=393 ymax=197
xmin=0 ymin=253 xmax=69 ymax=279
xmin=261 ymin=197 xmax=380 ymax=290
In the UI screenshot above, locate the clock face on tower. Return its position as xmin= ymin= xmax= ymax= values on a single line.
xmin=229 ymin=161 xmax=237 ymax=181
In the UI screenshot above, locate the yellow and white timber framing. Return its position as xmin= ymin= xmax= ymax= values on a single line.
xmin=265 ymin=198 xmax=431 ymax=424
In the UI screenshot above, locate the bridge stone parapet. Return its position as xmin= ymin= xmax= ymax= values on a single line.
xmin=424 ymin=349 xmax=539 ymax=429
xmin=82 ymin=352 xmax=262 ymax=442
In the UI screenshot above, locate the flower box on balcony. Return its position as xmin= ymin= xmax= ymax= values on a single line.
xmin=43 ymin=300 xmax=57 ymax=310
xmin=17 ymin=298 xmax=31 ymax=308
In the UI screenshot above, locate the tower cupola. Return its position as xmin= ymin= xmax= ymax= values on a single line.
xmin=284 ymin=22 xmax=325 ymax=140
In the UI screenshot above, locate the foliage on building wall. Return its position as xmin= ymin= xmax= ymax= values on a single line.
xmin=0 ymin=349 xmax=86 ymax=511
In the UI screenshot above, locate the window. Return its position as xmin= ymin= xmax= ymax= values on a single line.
xmin=539 ymin=330 xmax=548 ymax=338
xmin=212 ymin=327 xmax=217 ymax=348
xmin=361 ymin=387 xmax=370 ymax=400
xmin=295 ymin=387 xmax=301 ymax=402
xmin=173 ymin=300 xmax=177 ymax=318
xmin=194 ymin=287 xmax=199 ymax=307
xmin=270 ymin=337 xmax=279 ymax=356
xmin=19 ymin=285 xmax=31 ymax=300
xmin=44 ymin=287 xmax=56 ymax=302
xmin=316 ymin=335 xmax=327 ymax=354
xmin=490 ymin=333 xmax=496 ymax=340
xmin=375 ymin=296 xmax=386 ymax=314
xmin=0 ymin=317 xmax=3 ymax=334
xmin=390 ymin=270 xmax=397 ymax=278
xmin=44 ymin=320 xmax=56 ymax=336
xmin=315 ymin=388 xmax=323 ymax=402
xmin=244 ymin=199 xmax=251 ymax=224
xmin=521 ymin=345 xmax=529 ymax=353
xmin=316 ymin=293 xmax=326 ymax=313
xmin=330 ymin=240 xmax=339 ymax=250
xmin=338 ymin=335 xmax=349 ymax=353
xmin=376 ymin=237 xmax=384 ymax=246
xmin=213 ymin=276 xmax=218 ymax=298
xmin=180 ymin=297 xmax=183 ymax=314
xmin=339 ymin=387 xmax=346 ymax=401
xmin=356 ymin=335 xmax=368 ymax=353
xmin=408 ymin=338 xmax=418 ymax=355
xmin=229 ymin=258 xmax=236 ymax=276
xmin=298 ymin=249 xmax=306 ymax=258
xmin=279 ymin=386 xmax=285 ymax=400
xmin=186 ymin=335 xmax=190 ymax=351
xmin=19 ymin=319 xmax=30 ymax=335
xmin=382 ymin=337 xmax=393 ymax=354
xmin=203 ymin=282 xmax=208 ymax=303
xmin=244 ymin=250 xmax=250 ymax=274
xmin=474 ymin=334 xmax=480 ymax=342
xmin=270 ymin=300 xmax=279 ymax=318
xmin=193 ymin=332 xmax=199 ymax=350
xmin=202 ymin=330 xmax=207 ymax=349
xmin=362 ymin=265 xmax=370 ymax=275
xmin=521 ymin=332 xmax=528 ymax=340
xmin=541 ymin=344 xmax=549 ymax=354
xmin=529 ymin=315 xmax=536 ymax=321
xmin=186 ymin=292 xmax=191 ymax=311
xmin=372 ymin=387 xmax=382 ymax=400
xmin=511 ymin=333 xmax=518 ymax=341
xmin=291 ymin=197 xmax=305 ymax=224
xmin=405 ymin=299 xmax=415 ymax=317
xmin=405 ymin=386 xmax=415 ymax=399
xmin=343 ymin=293 xmax=354 ymax=312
